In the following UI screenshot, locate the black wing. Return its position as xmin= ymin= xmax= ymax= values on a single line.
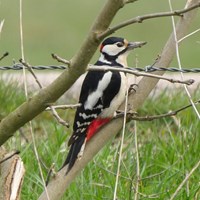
xmin=61 ymin=70 xmax=121 ymax=173
xmin=68 ymin=70 xmax=121 ymax=146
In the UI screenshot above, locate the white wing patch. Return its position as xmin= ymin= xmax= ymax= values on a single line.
xmin=76 ymin=121 xmax=91 ymax=128
xmin=84 ymin=71 xmax=112 ymax=110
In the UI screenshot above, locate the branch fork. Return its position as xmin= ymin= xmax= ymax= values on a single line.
xmin=19 ymin=59 xmax=70 ymax=128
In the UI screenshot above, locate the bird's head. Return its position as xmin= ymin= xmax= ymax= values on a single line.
xmin=98 ymin=37 xmax=146 ymax=67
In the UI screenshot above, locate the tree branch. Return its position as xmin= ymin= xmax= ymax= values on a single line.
xmin=129 ymin=98 xmax=200 ymax=121
xmin=51 ymin=53 xmax=70 ymax=66
xmin=88 ymin=65 xmax=195 ymax=85
xmin=19 ymin=59 xmax=70 ymax=128
xmin=45 ymin=104 xmax=81 ymax=111
xmin=98 ymin=2 xmax=200 ymax=39
xmin=0 ymin=0 xmax=126 ymax=146
xmin=39 ymin=0 xmax=200 ymax=199
xmin=170 ymin=159 xmax=200 ymax=200
xmin=0 ymin=52 xmax=9 ymax=61
xmin=124 ymin=0 xmax=138 ymax=5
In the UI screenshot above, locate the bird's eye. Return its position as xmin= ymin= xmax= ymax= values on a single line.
xmin=116 ymin=42 xmax=124 ymax=47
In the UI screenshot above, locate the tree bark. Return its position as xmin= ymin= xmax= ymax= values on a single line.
xmin=38 ymin=0 xmax=199 ymax=199
xmin=0 ymin=0 xmax=125 ymax=146
xmin=0 ymin=148 xmax=25 ymax=200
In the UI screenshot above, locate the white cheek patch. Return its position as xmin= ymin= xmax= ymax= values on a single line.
xmin=102 ymin=44 xmax=125 ymax=56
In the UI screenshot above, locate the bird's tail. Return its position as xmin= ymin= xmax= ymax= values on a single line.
xmin=60 ymin=134 xmax=86 ymax=174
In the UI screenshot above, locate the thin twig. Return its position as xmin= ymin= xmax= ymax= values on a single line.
xmin=130 ymin=175 xmax=168 ymax=199
xmin=30 ymin=122 xmax=51 ymax=200
xmin=19 ymin=128 xmax=29 ymax=143
xmin=140 ymin=169 xmax=167 ymax=181
xmin=19 ymin=128 xmax=50 ymax=172
xmin=186 ymin=170 xmax=190 ymax=197
xmin=134 ymin=121 xmax=140 ymax=200
xmin=147 ymin=55 xmax=161 ymax=70
xmin=19 ymin=1 xmax=50 ymax=199
xmin=94 ymin=161 xmax=132 ymax=181
xmin=0 ymin=52 xmax=9 ymax=61
xmin=19 ymin=59 xmax=70 ymax=128
xmin=91 ymin=182 xmax=111 ymax=188
xmin=51 ymin=53 xmax=71 ymax=66
xmin=139 ymin=159 xmax=180 ymax=181
xmin=45 ymin=163 xmax=56 ymax=186
xmin=136 ymin=192 xmax=163 ymax=199
xmin=116 ymin=99 xmax=200 ymax=121
xmin=113 ymin=87 xmax=129 ymax=200
xmin=170 ymin=159 xmax=200 ymax=200
xmin=50 ymin=107 xmax=69 ymax=127
xmin=124 ymin=0 xmax=138 ymax=4
xmin=131 ymin=183 xmax=167 ymax=199
xmin=88 ymin=65 xmax=195 ymax=85
xmin=178 ymin=28 xmax=200 ymax=43
xmin=19 ymin=0 xmax=28 ymax=98
xmin=45 ymin=104 xmax=81 ymax=111
xmin=0 ymin=19 xmax=5 ymax=34
xmin=168 ymin=0 xmax=200 ymax=120
xmin=168 ymin=2 xmax=200 ymax=198
xmin=20 ymin=59 xmax=43 ymax=88
xmin=130 ymin=174 xmax=171 ymax=199
xmin=98 ymin=2 xmax=200 ymax=39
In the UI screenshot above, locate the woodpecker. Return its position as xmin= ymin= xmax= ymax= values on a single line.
xmin=62 ymin=37 xmax=146 ymax=173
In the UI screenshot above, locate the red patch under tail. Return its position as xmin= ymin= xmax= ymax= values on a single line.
xmin=86 ymin=118 xmax=111 ymax=141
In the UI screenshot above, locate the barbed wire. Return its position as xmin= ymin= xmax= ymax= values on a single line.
xmin=130 ymin=66 xmax=200 ymax=73
xmin=0 ymin=63 xmax=200 ymax=73
xmin=0 ymin=63 xmax=66 ymax=70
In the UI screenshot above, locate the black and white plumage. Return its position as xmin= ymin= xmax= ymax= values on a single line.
xmin=62 ymin=37 xmax=146 ymax=173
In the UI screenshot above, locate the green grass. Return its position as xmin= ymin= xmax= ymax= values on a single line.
xmin=1 ymin=78 xmax=200 ymax=200
xmin=0 ymin=78 xmax=26 ymax=119
xmin=1 ymin=1 xmax=200 ymax=199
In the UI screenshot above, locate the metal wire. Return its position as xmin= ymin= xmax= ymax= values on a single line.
xmin=130 ymin=66 xmax=200 ymax=73
xmin=0 ymin=63 xmax=200 ymax=73
xmin=0 ymin=63 xmax=66 ymax=70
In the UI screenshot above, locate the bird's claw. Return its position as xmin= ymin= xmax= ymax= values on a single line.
xmin=128 ymin=83 xmax=138 ymax=94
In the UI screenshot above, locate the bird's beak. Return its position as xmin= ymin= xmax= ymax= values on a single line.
xmin=127 ymin=41 xmax=147 ymax=51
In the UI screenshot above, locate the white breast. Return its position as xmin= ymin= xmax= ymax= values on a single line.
xmin=100 ymin=72 xmax=128 ymax=118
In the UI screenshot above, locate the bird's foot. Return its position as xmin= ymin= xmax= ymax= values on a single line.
xmin=128 ymin=83 xmax=138 ymax=94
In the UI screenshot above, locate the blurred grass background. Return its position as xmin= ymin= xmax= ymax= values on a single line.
xmin=0 ymin=0 xmax=200 ymax=199
xmin=0 ymin=0 xmax=200 ymax=68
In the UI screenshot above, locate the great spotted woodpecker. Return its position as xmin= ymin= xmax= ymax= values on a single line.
xmin=62 ymin=37 xmax=146 ymax=173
